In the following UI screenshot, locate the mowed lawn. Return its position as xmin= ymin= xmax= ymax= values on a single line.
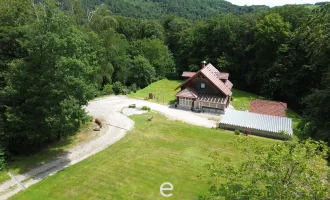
xmin=11 ymin=113 xmax=276 ymax=200
xmin=129 ymin=79 xmax=181 ymax=104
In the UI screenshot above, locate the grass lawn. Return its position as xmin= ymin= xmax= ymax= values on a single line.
xmin=11 ymin=112 xmax=277 ymax=200
xmin=129 ymin=79 xmax=301 ymax=128
xmin=230 ymin=88 xmax=266 ymax=110
xmin=128 ymin=79 xmax=181 ymax=104
xmin=0 ymin=121 xmax=98 ymax=184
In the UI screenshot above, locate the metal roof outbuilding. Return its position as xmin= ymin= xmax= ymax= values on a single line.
xmin=219 ymin=110 xmax=293 ymax=139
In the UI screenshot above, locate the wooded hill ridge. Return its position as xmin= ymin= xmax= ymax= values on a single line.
xmin=76 ymin=0 xmax=269 ymax=19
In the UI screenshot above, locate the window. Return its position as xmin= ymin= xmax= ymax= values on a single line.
xmin=201 ymin=83 xmax=205 ymax=89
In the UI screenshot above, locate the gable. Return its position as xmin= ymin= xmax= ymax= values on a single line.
xmin=177 ymin=63 xmax=232 ymax=96
xmin=200 ymin=64 xmax=232 ymax=96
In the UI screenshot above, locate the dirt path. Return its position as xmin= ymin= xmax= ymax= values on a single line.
xmin=0 ymin=96 xmax=218 ymax=199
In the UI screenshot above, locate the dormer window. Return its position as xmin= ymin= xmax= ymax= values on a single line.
xmin=201 ymin=83 xmax=205 ymax=89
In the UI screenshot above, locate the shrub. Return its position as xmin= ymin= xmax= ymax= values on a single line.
xmin=102 ymin=84 xmax=114 ymax=95
xmin=113 ymin=81 xmax=123 ymax=94
xmin=130 ymin=83 xmax=137 ymax=93
xmin=126 ymin=89 xmax=131 ymax=94
xmin=234 ymin=129 xmax=240 ymax=135
xmin=279 ymin=130 xmax=292 ymax=140
xmin=141 ymin=106 xmax=151 ymax=111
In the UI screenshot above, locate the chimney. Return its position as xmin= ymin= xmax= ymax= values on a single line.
xmin=201 ymin=61 xmax=207 ymax=69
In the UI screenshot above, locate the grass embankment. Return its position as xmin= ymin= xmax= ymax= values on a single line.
xmin=129 ymin=79 xmax=181 ymax=104
xmin=11 ymin=113 xmax=276 ymax=200
xmin=129 ymin=79 xmax=301 ymax=127
xmin=0 ymin=121 xmax=98 ymax=183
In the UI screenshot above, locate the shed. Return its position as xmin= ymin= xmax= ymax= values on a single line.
xmin=219 ymin=110 xmax=293 ymax=140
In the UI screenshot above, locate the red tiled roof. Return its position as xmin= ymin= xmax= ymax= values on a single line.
xmin=177 ymin=63 xmax=232 ymax=96
xmin=249 ymin=99 xmax=287 ymax=117
xmin=224 ymin=80 xmax=233 ymax=90
xmin=176 ymin=87 xmax=199 ymax=99
xmin=201 ymin=64 xmax=232 ymax=96
xmin=182 ymin=72 xmax=196 ymax=78
xmin=217 ymin=72 xmax=229 ymax=80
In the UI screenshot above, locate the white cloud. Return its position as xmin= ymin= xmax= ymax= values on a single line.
xmin=226 ymin=0 xmax=317 ymax=7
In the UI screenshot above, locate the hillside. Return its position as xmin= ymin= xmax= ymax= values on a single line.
xmin=81 ymin=0 xmax=269 ymax=19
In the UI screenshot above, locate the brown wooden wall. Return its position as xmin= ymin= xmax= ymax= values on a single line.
xmin=183 ymin=74 xmax=222 ymax=95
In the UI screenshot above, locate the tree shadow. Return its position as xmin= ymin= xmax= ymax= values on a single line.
xmin=23 ymin=150 xmax=71 ymax=184
xmin=7 ymin=138 xmax=73 ymax=175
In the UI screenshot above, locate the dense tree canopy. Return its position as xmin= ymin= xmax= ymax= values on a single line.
xmin=0 ymin=0 xmax=174 ymax=159
xmin=204 ymin=138 xmax=330 ymax=199
xmin=80 ymin=0 xmax=269 ymax=20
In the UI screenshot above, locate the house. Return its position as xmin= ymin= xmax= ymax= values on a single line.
xmin=175 ymin=61 xmax=233 ymax=114
xmin=249 ymin=99 xmax=287 ymax=117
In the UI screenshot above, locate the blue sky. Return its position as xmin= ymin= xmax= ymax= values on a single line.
xmin=227 ymin=0 xmax=317 ymax=7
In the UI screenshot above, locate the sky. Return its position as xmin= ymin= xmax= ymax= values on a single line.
xmin=226 ymin=0 xmax=317 ymax=7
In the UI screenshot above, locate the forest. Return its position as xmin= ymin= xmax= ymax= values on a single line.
xmin=0 ymin=0 xmax=330 ymax=169
xmin=79 ymin=0 xmax=269 ymax=19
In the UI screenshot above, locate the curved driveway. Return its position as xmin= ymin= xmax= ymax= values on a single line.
xmin=0 ymin=96 xmax=217 ymax=199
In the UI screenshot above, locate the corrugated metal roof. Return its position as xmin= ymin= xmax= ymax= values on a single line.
xmin=182 ymin=72 xmax=196 ymax=78
xmin=220 ymin=110 xmax=293 ymax=135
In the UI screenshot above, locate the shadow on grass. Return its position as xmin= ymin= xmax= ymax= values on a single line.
xmin=1 ymin=121 xmax=97 ymax=182
xmin=7 ymin=138 xmax=72 ymax=174
xmin=22 ymin=150 xmax=71 ymax=185
xmin=0 ymin=136 xmax=76 ymax=185
xmin=0 ymin=146 xmax=71 ymax=193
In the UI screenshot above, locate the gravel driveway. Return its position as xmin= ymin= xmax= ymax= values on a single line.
xmin=0 ymin=96 xmax=218 ymax=199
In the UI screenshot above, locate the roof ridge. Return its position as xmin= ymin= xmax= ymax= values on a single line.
xmin=201 ymin=64 xmax=232 ymax=96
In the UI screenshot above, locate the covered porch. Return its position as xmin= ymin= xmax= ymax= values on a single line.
xmin=175 ymin=88 xmax=228 ymax=114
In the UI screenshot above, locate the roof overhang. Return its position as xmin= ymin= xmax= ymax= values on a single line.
xmin=182 ymin=72 xmax=197 ymax=78
xmin=176 ymin=87 xmax=199 ymax=99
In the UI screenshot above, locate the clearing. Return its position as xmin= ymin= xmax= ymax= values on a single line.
xmin=10 ymin=112 xmax=276 ymax=200
xmin=129 ymin=79 xmax=301 ymax=128
xmin=0 ymin=95 xmax=222 ymax=199
xmin=1 ymin=79 xmax=301 ymax=198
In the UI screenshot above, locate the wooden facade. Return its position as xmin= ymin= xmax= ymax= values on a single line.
xmin=176 ymin=62 xmax=233 ymax=114
xmin=177 ymin=74 xmax=229 ymax=113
